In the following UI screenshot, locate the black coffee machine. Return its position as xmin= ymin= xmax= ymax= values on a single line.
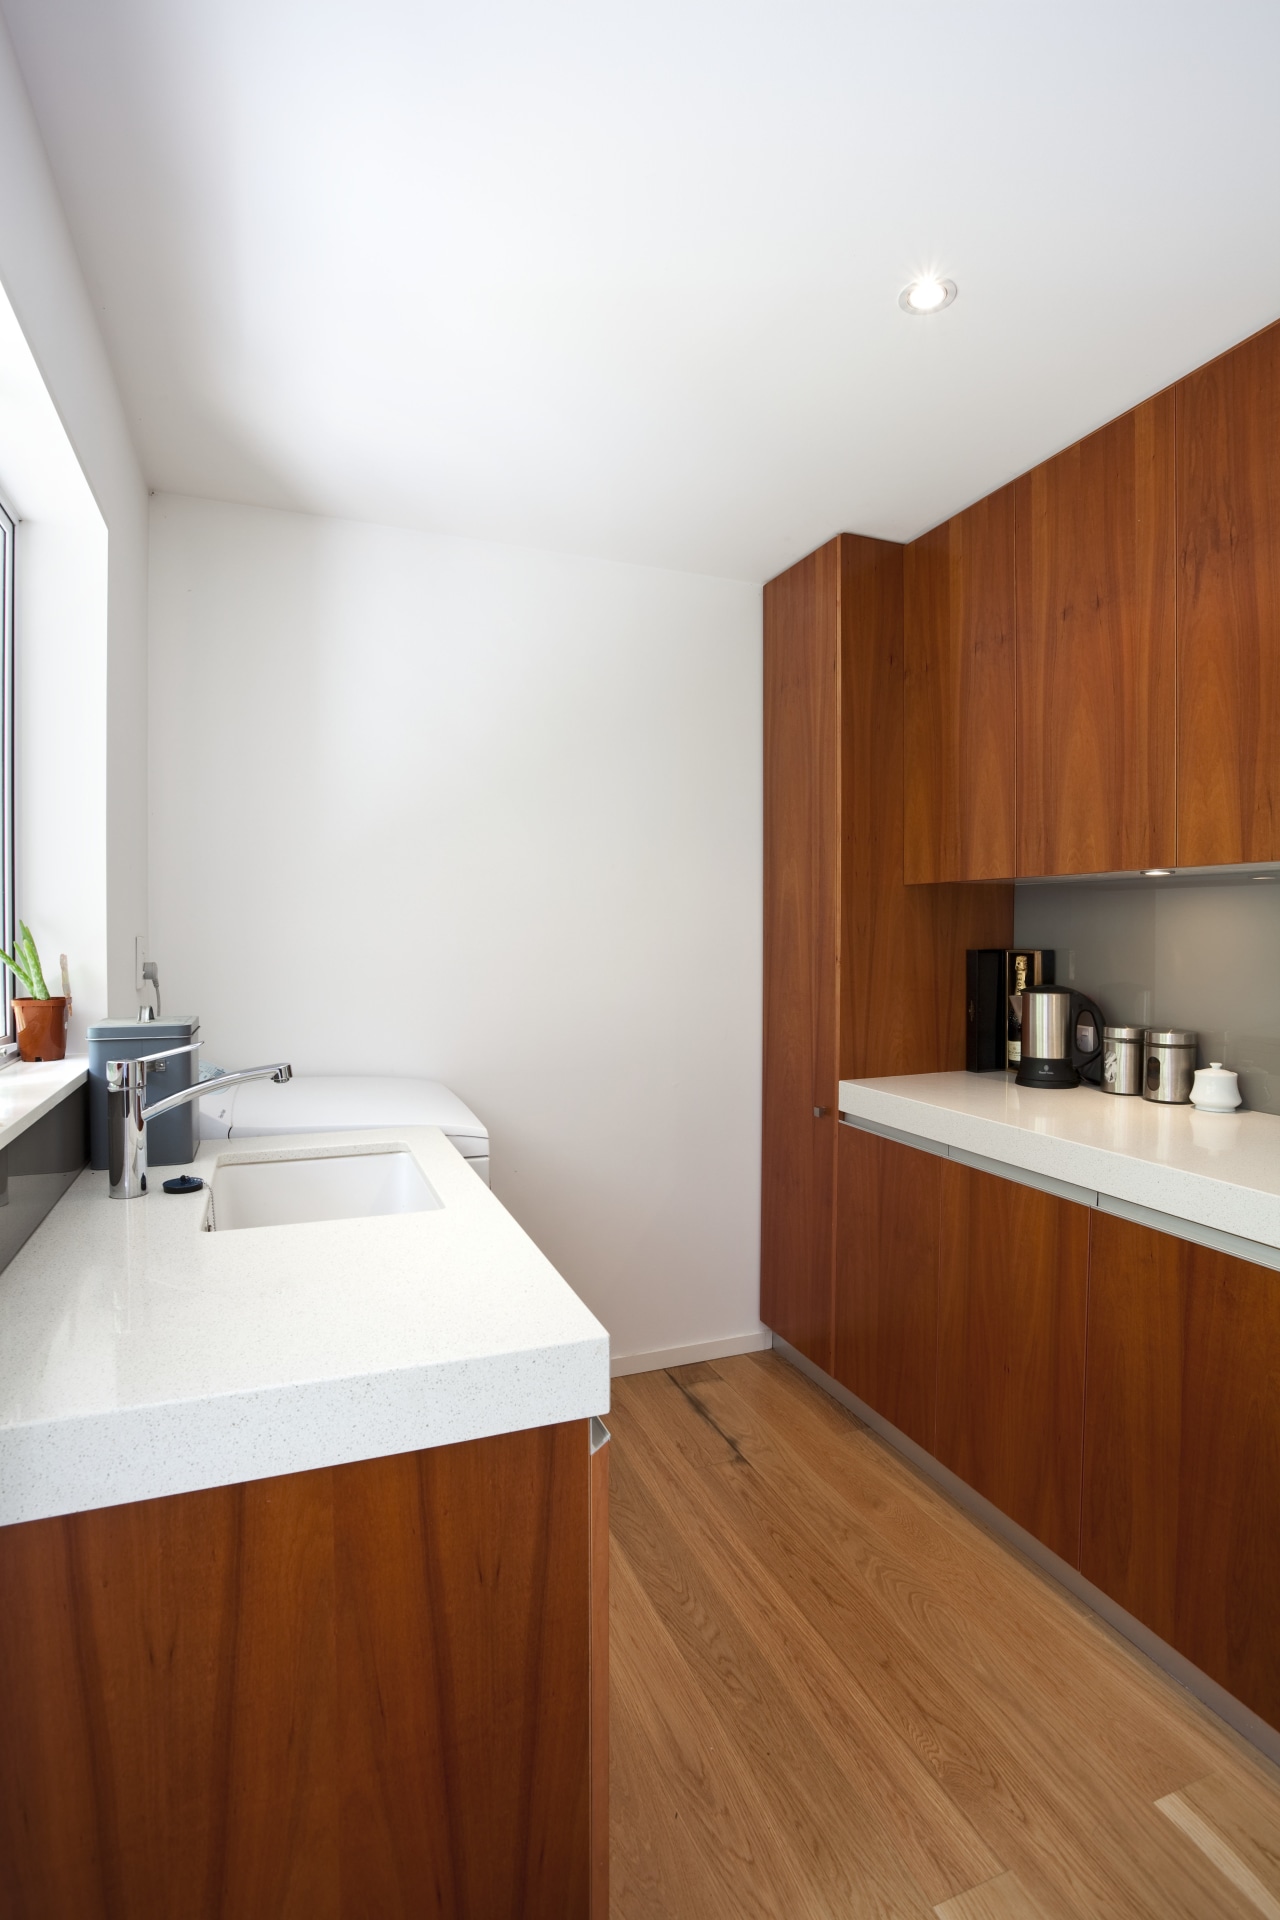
xmin=1015 ymin=986 xmax=1105 ymax=1089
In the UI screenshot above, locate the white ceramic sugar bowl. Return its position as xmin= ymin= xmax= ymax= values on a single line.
xmin=1189 ymin=1062 xmax=1242 ymax=1112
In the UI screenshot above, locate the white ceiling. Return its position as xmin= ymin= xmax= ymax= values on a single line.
xmin=4 ymin=0 xmax=1280 ymax=582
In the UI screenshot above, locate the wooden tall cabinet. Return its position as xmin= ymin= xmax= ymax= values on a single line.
xmin=762 ymin=536 xmax=1012 ymax=1374
xmin=761 ymin=542 xmax=841 ymax=1369
xmin=1177 ymin=318 xmax=1280 ymax=865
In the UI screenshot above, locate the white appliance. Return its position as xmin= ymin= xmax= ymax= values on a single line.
xmin=199 ymin=1075 xmax=491 ymax=1185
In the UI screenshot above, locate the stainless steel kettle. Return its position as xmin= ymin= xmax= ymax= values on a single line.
xmin=1014 ymin=986 xmax=1105 ymax=1090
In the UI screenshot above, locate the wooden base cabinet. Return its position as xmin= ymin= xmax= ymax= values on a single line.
xmin=834 ymin=1125 xmax=940 ymax=1452
xmin=936 ymin=1161 xmax=1090 ymax=1565
xmin=0 ymin=1420 xmax=606 ymax=1920
xmin=1082 ymin=1213 xmax=1280 ymax=1730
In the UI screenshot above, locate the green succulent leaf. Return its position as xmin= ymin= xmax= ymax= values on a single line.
xmin=0 ymin=944 xmax=35 ymax=996
xmin=18 ymin=922 xmax=49 ymax=999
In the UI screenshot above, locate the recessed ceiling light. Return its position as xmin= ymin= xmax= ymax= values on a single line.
xmin=1142 ymin=868 xmax=1172 ymax=877
xmin=899 ymin=277 xmax=957 ymax=316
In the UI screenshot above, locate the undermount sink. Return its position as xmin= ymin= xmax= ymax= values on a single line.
xmin=208 ymin=1149 xmax=441 ymax=1231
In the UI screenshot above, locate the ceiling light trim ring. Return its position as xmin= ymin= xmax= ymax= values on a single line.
xmin=899 ymin=278 xmax=958 ymax=316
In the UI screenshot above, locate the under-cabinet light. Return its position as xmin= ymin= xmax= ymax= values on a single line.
xmin=1142 ymin=868 xmax=1172 ymax=877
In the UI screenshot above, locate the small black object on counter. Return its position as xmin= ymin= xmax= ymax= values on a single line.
xmin=161 ymin=1174 xmax=204 ymax=1195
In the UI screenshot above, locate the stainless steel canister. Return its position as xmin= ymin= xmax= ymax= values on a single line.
xmin=1143 ymin=1029 xmax=1197 ymax=1104
xmin=1101 ymin=1025 xmax=1144 ymax=1095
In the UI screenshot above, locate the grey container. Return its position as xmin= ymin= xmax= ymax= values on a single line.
xmin=87 ymin=1018 xmax=201 ymax=1170
xmin=1101 ymin=1025 xmax=1145 ymax=1095
xmin=1143 ymin=1029 xmax=1197 ymax=1105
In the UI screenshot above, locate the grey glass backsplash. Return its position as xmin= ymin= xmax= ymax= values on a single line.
xmin=1014 ymin=876 xmax=1280 ymax=1113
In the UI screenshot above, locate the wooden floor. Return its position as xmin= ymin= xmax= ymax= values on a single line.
xmin=608 ymin=1351 xmax=1280 ymax=1919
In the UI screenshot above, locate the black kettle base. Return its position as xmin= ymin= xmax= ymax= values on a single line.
xmin=1015 ymin=1055 xmax=1080 ymax=1089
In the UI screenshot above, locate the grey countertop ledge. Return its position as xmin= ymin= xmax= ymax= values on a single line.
xmin=839 ymin=1072 xmax=1280 ymax=1262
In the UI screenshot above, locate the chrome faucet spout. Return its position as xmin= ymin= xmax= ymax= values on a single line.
xmin=107 ymin=1049 xmax=293 ymax=1199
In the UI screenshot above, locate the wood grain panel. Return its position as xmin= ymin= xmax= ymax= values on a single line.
xmin=1177 ymin=319 xmax=1280 ymax=864
xmin=936 ymin=1162 xmax=1090 ymax=1563
xmin=590 ymin=1428 xmax=610 ymax=1920
xmin=839 ymin=533 xmax=1013 ymax=1079
xmin=336 ymin=1420 xmax=591 ymax=1919
xmin=761 ymin=539 xmax=840 ymax=1369
xmin=1015 ymin=396 xmax=1176 ymax=875
xmin=0 ymin=1422 xmax=594 ymax=1919
xmin=1174 ymin=1244 xmax=1280 ymax=1731
xmin=904 ymin=486 xmax=1017 ymax=884
xmin=834 ymin=1123 xmax=941 ymax=1451
xmin=1080 ymin=1211 xmax=1186 ymax=1642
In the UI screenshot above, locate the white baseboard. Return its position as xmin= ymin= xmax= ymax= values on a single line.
xmin=772 ymin=1333 xmax=1280 ymax=1773
xmin=610 ymin=1329 xmax=773 ymax=1379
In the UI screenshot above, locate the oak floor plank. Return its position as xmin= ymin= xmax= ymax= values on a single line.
xmin=611 ymin=1402 xmax=990 ymax=1908
xmin=934 ymin=1870 xmax=1051 ymax=1920
xmin=1157 ymin=1792 xmax=1280 ymax=1918
xmin=697 ymin=1352 xmax=1231 ymax=1798
xmin=610 ymin=1356 xmax=1280 ymax=1920
xmin=609 ymin=1546 xmax=834 ymax=1919
xmin=613 ymin=1375 xmax=1110 ymax=1920
xmin=1178 ymin=1774 xmax=1280 ymax=1903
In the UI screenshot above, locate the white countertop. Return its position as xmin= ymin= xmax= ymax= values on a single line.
xmin=0 ymin=1126 xmax=608 ymax=1528
xmin=839 ymin=1071 xmax=1280 ymax=1252
xmin=0 ymin=1055 xmax=86 ymax=1149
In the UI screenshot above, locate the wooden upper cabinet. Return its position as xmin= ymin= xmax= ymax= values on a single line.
xmin=1015 ymin=396 xmax=1177 ymax=876
xmin=1177 ymin=320 xmax=1280 ymax=865
xmin=761 ymin=541 xmax=840 ymax=1372
xmin=904 ymin=487 xmax=1016 ymax=883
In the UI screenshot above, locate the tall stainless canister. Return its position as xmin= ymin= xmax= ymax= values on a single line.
xmin=1101 ymin=1025 xmax=1144 ymax=1095
xmin=1143 ymin=1029 xmax=1197 ymax=1104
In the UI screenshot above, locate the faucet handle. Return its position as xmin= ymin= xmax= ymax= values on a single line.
xmin=106 ymin=1040 xmax=202 ymax=1078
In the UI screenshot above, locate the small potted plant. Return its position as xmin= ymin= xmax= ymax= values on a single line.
xmin=2 ymin=924 xmax=69 ymax=1061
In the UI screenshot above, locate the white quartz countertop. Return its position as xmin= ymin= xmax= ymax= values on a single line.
xmin=839 ymin=1071 xmax=1280 ymax=1252
xmin=0 ymin=1055 xmax=86 ymax=1150
xmin=0 ymin=1127 xmax=608 ymax=1528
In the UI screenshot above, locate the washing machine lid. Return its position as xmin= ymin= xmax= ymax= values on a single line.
xmin=202 ymin=1075 xmax=489 ymax=1154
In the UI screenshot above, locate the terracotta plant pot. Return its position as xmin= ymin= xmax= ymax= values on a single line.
xmin=12 ymin=996 xmax=68 ymax=1062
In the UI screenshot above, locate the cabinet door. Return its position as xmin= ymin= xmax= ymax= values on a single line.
xmin=1177 ymin=320 xmax=1280 ymax=865
xmin=1015 ymin=396 xmax=1176 ymax=876
xmin=834 ymin=1125 xmax=940 ymax=1452
xmin=904 ymin=487 xmax=1017 ymax=883
xmin=1174 ymin=1238 xmax=1280 ymax=1729
xmin=1083 ymin=1212 xmax=1280 ymax=1731
xmin=761 ymin=541 xmax=840 ymax=1370
xmin=936 ymin=1161 xmax=1090 ymax=1563
xmin=1080 ymin=1212 xmax=1184 ymax=1642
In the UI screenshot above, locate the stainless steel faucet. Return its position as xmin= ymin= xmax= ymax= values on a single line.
xmin=106 ymin=1042 xmax=292 ymax=1198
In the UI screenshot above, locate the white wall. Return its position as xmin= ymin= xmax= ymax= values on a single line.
xmin=149 ymin=495 xmax=763 ymax=1365
xmin=0 ymin=12 xmax=148 ymax=1024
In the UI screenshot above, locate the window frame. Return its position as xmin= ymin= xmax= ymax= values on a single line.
xmin=0 ymin=499 xmax=15 ymax=1046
